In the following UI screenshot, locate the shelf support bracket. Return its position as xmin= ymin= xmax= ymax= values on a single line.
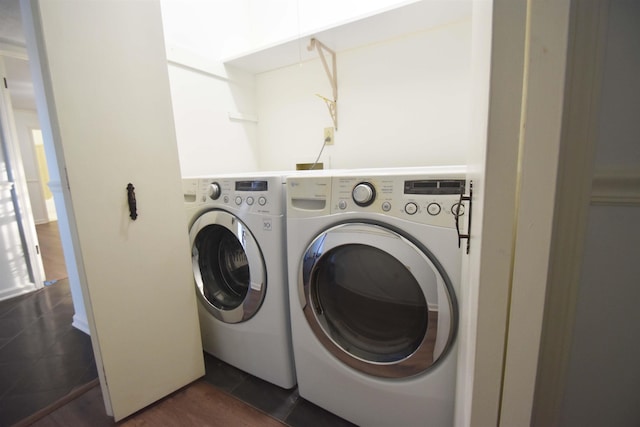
xmin=308 ymin=38 xmax=338 ymax=129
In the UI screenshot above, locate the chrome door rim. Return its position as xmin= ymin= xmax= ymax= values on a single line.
xmin=300 ymin=221 xmax=457 ymax=378
xmin=190 ymin=210 xmax=266 ymax=323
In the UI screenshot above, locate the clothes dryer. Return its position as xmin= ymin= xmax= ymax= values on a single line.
xmin=183 ymin=173 xmax=295 ymax=389
xmin=286 ymin=167 xmax=467 ymax=426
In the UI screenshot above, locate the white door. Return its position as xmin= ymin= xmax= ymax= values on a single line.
xmin=454 ymin=1 xmax=527 ymax=426
xmin=21 ymin=0 xmax=205 ymax=421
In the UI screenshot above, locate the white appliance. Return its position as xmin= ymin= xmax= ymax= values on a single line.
xmin=183 ymin=173 xmax=296 ymax=389
xmin=286 ymin=167 xmax=467 ymax=426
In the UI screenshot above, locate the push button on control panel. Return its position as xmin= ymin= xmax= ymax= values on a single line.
xmin=235 ymin=196 xmax=243 ymax=205
xmin=258 ymin=196 xmax=267 ymax=206
xmin=381 ymin=201 xmax=391 ymax=212
xmin=246 ymin=196 xmax=255 ymax=206
xmin=338 ymin=200 xmax=347 ymax=210
xmin=427 ymin=203 xmax=441 ymax=216
xmin=405 ymin=202 xmax=418 ymax=215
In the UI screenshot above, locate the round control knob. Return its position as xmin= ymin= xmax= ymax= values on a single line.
xmin=352 ymin=182 xmax=376 ymax=207
xmin=405 ymin=202 xmax=418 ymax=215
xmin=427 ymin=203 xmax=441 ymax=216
xmin=452 ymin=202 xmax=465 ymax=216
xmin=209 ymin=182 xmax=221 ymax=200
xmin=246 ymin=196 xmax=255 ymax=206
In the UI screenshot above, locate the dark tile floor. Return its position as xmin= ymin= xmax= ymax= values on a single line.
xmin=0 ymin=279 xmax=355 ymax=427
xmin=203 ymin=353 xmax=356 ymax=427
xmin=0 ymin=279 xmax=97 ymax=427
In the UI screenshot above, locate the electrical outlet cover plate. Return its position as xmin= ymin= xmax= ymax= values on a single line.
xmin=324 ymin=127 xmax=334 ymax=145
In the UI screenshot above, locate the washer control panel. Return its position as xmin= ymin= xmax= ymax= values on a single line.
xmin=191 ymin=177 xmax=285 ymax=215
xmin=331 ymin=174 xmax=466 ymax=229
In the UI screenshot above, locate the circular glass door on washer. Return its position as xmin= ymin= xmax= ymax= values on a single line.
xmin=286 ymin=167 xmax=466 ymax=426
xmin=184 ymin=174 xmax=296 ymax=390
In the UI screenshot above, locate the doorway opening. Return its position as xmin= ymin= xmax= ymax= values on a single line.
xmin=29 ymin=128 xmax=67 ymax=283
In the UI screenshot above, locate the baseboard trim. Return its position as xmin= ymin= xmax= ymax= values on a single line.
xmin=0 ymin=285 xmax=36 ymax=302
xmin=72 ymin=314 xmax=91 ymax=335
xmin=591 ymin=168 xmax=640 ymax=206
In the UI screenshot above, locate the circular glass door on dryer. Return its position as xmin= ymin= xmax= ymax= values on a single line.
xmin=190 ymin=210 xmax=266 ymax=324
xmin=301 ymin=222 xmax=457 ymax=378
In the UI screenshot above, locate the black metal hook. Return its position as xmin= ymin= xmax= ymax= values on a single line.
xmin=127 ymin=183 xmax=138 ymax=220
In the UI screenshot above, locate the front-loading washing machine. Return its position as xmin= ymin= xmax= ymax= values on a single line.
xmin=286 ymin=166 xmax=467 ymax=426
xmin=183 ymin=173 xmax=296 ymax=389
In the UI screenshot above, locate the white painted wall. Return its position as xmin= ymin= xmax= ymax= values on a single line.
xmin=166 ymin=62 xmax=260 ymax=176
xmin=161 ymin=0 xmax=470 ymax=174
xmin=256 ymin=18 xmax=471 ymax=170
xmin=559 ymin=2 xmax=640 ymax=425
xmin=160 ymin=0 xmax=257 ymax=176
xmin=560 ymin=206 xmax=640 ymax=426
xmin=592 ymin=3 xmax=640 ymax=171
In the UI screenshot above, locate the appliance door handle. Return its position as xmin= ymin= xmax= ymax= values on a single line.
xmin=454 ymin=181 xmax=472 ymax=254
xmin=127 ymin=183 xmax=138 ymax=220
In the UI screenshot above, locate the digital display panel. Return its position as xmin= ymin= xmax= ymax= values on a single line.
xmin=404 ymin=179 xmax=465 ymax=195
xmin=235 ymin=180 xmax=268 ymax=192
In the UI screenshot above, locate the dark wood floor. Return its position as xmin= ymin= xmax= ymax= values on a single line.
xmin=0 ymin=278 xmax=97 ymax=426
xmin=26 ymin=379 xmax=287 ymax=427
xmin=35 ymin=221 xmax=68 ymax=282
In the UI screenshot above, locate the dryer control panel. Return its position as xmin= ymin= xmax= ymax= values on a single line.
xmin=331 ymin=174 xmax=466 ymax=229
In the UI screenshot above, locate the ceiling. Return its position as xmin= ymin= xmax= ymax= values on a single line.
xmin=0 ymin=0 xmax=37 ymax=110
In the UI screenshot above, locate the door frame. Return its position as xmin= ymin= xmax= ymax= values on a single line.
xmin=461 ymin=0 xmax=609 ymax=425
xmin=0 ymin=49 xmax=45 ymax=293
xmin=515 ymin=1 xmax=611 ymax=425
